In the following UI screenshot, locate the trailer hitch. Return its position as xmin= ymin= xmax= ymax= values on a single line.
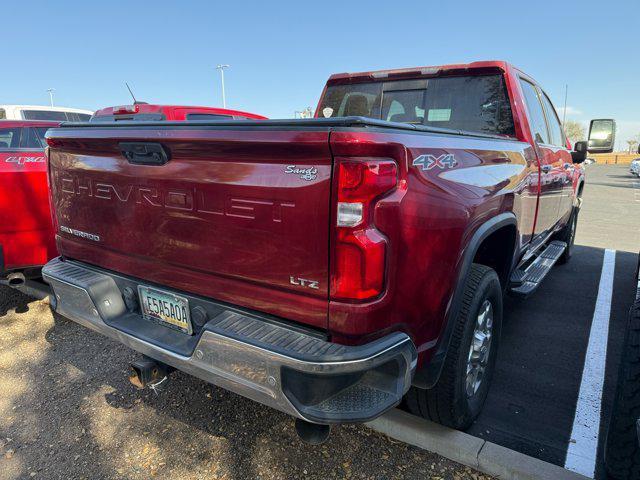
xmin=129 ymin=356 xmax=174 ymax=393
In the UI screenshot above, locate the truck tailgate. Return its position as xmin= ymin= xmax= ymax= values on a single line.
xmin=47 ymin=126 xmax=332 ymax=329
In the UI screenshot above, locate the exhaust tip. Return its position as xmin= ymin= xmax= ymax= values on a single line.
xmin=295 ymin=419 xmax=331 ymax=445
xmin=7 ymin=272 xmax=26 ymax=287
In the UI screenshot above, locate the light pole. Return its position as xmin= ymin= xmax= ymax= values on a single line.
xmin=46 ymin=88 xmax=55 ymax=107
xmin=216 ymin=64 xmax=230 ymax=108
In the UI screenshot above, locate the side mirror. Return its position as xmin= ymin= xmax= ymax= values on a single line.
xmin=637 ymin=145 xmax=640 ymax=155
xmin=587 ymin=119 xmax=616 ymax=154
xmin=572 ymin=140 xmax=588 ymax=164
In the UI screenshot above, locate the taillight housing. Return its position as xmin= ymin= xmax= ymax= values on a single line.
xmin=331 ymin=159 xmax=397 ymax=300
xmin=44 ymin=147 xmax=59 ymax=233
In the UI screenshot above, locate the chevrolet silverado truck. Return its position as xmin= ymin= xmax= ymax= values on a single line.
xmin=42 ymin=61 xmax=615 ymax=442
xmin=0 ymin=120 xmax=60 ymax=288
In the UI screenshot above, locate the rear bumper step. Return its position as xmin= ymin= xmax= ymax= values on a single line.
xmin=43 ymin=257 xmax=416 ymax=424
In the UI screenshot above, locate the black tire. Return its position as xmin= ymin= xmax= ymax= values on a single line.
xmin=405 ymin=264 xmax=502 ymax=430
xmin=605 ymin=299 xmax=640 ymax=480
xmin=556 ymin=207 xmax=579 ymax=265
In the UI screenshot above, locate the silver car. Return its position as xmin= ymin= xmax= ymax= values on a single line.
xmin=630 ymin=158 xmax=640 ymax=176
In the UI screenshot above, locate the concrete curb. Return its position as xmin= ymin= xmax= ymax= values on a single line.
xmin=366 ymin=409 xmax=590 ymax=480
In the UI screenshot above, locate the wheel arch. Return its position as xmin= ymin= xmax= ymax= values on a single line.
xmin=413 ymin=212 xmax=518 ymax=389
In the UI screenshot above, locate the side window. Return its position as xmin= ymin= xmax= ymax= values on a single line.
xmin=0 ymin=128 xmax=22 ymax=150
xmin=519 ymin=80 xmax=550 ymax=144
xmin=186 ymin=113 xmax=234 ymax=120
xmin=20 ymin=128 xmax=46 ymax=149
xmin=540 ymin=93 xmax=566 ymax=148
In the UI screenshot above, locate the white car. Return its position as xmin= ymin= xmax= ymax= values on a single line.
xmin=630 ymin=158 xmax=640 ymax=176
xmin=0 ymin=104 xmax=93 ymax=122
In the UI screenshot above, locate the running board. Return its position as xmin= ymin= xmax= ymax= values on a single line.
xmin=508 ymin=240 xmax=567 ymax=298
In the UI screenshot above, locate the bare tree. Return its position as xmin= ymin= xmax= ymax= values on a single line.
xmin=626 ymin=139 xmax=639 ymax=154
xmin=563 ymin=120 xmax=585 ymax=144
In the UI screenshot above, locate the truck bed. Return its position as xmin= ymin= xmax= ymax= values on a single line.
xmin=46 ymin=117 xmax=533 ymax=347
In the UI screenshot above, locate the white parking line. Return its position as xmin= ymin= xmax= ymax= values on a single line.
xmin=565 ymin=248 xmax=616 ymax=478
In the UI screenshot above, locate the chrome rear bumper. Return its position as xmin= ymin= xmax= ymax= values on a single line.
xmin=43 ymin=257 xmax=416 ymax=424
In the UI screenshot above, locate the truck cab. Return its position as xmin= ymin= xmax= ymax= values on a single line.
xmin=0 ymin=105 xmax=93 ymax=122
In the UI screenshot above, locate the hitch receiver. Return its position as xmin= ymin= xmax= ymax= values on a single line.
xmin=129 ymin=356 xmax=174 ymax=391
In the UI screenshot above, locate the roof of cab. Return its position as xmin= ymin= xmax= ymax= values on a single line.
xmin=93 ymin=104 xmax=267 ymax=120
xmin=326 ymin=60 xmax=516 ymax=84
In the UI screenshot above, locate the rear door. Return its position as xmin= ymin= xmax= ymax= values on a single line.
xmin=47 ymin=126 xmax=333 ymax=329
xmin=519 ymin=79 xmax=563 ymax=238
xmin=540 ymin=91 xmax=574 ymax=222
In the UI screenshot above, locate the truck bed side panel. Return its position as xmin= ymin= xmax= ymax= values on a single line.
xmin=328 ymin=129 xmax=537 ymax=366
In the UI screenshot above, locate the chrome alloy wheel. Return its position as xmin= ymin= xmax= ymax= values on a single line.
xmin=465 ymin=299 xmax=493 ymax=398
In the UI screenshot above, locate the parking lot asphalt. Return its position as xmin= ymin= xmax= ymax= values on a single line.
xmin=466 ymin=164 xmax=640 ymax=479
xmin=0 ymin=303 xmax=485 ymax=478
xmin=0 ymin=164 xmax=636 ymax=480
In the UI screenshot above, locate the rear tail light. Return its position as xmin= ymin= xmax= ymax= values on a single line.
xmin=331 ymin=159 xmax=397 ymax=300
xmin=44 ymin=147 xmax=59 ymax=233
xmin=112 ymin=105 xmax=138 ymax=115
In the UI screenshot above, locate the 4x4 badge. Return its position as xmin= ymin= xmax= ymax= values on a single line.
xmin=412 ymin=154 xmax=457 ymax=171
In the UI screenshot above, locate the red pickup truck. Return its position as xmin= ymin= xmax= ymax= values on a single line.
xmin=91 ymin=104 xmax=267 ymax=122
xmin=42 ymin=61 xmax=614 ymax=441
xmin=0 ymin=120 xmax=59 ymax=286
xmin=0 ymin=106 xmax=265 ymax=289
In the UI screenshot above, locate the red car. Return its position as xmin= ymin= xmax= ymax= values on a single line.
xmin=43 ymin=61 xmax=613 ymax=440
xmin=91 ymin=104 xmax=267 ymax=121
xmin=0 ymin=120 xmax=59 ymax=286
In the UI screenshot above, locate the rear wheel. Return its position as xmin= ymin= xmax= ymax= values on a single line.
xmin=406 ymin=264 xmax=502 ymax=429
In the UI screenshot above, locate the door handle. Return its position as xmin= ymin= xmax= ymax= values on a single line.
xmin=541 ymin=165 xmax=552 ymax=173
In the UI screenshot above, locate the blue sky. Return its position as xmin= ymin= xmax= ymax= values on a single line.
xmin=3 ymin=0 xmax=638 ymax=149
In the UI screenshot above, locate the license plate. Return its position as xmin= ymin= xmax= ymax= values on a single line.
xmin=138 ymin=286 xmax=193 ymax=334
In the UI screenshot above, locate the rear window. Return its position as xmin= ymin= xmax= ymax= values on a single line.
xmin=22 ymin=110 xmax=91 ymax=122
xmin=186 ymin=113 xmax=234 ymax=120
xmin=23 ymin=110 xmax=68 ymax=121
xmin=0 ymin=127 xmax=47 ymax=150
xmin=318 ymin=74 xmax=515 ymax=136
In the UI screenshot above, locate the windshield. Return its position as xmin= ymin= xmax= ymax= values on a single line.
xmin=318 ymin=74 xmax=515 ymax=136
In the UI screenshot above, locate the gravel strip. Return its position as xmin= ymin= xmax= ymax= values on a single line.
xmin=0 ymin=286 xmax=491 ymax=480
